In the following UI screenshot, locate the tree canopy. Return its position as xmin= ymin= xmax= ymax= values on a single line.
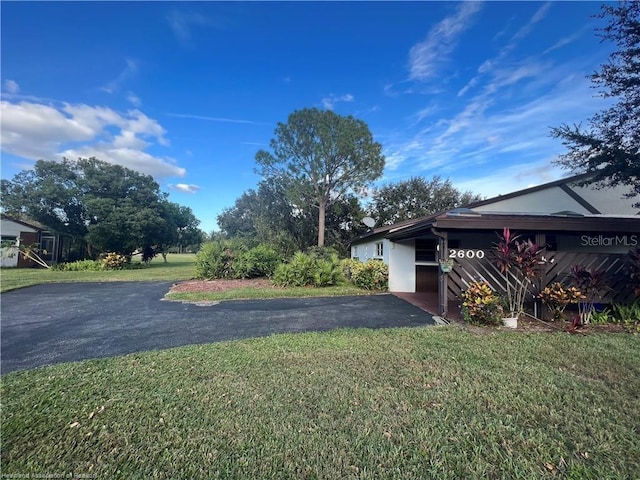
xmin=255 ymin=108 xmax=384 ymax=246
xmin=1 ymin=157 xmax=201 ymax=258
xmin=368 ymin=176 xmax=483 ymax=225
xmin=217 ymin=179 xmax=367 ymax=256
xmin=551 ymin=1 xmax=640 ymax=205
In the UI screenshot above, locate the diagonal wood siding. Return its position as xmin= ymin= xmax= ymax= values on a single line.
xmin=447 ymin=252 xmax=635 ymax=305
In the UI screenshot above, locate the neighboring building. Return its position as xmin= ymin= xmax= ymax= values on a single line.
xmin=0 ymin=215 xmax=65 ymax=267
xmin=350 ymin=174 xmax=640 ymax=317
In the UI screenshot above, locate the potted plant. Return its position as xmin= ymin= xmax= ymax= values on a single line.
xmin=492 ymin=228 xmax=544 ymax=328
xmin=439 ymin=258 xmax=454 ymax=273
xmin=538 ymin=282 xmax=585 ymax=321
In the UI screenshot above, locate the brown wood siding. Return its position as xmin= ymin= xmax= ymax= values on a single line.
xmin=416 ymin=265 xmax=439 ymax=293
xmin=446 ymin=252 xmax=636 ymax=305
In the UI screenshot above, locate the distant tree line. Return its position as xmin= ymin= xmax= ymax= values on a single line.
xmin=1 ymin=157 xmax=204 ymax=261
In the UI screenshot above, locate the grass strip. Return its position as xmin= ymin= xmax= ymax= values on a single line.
xmin=165 ymin=284 xmax=380 ymax=302
xmin=0 ymin=254 xmax=197 ymax=292
xmin=2 ymin=327 xmax=639 ymax=479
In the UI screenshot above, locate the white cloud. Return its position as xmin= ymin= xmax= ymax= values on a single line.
xmin=0 ymin=99 xmax=184 ymax=178
xmin=408 ymin=2 xmax=482 ymax=81
xmin=321 ymin=93 xmax=354 ymax=110
xmin=168 ymin=183 xmax=201 ymax=194
xmin=3 ymin=79 xmax=19 ymax=94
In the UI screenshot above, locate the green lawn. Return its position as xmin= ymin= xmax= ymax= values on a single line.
xmin=0 ymin=254 xmax=197 ymax=292
xmin=2 ymin=327 xmax=639 ymax=479
xmin=165 ymin=284 xmax=379 ymax=302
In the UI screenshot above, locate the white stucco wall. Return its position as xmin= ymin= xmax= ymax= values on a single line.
xmin=572 ymin=183 xmax=639 ymax=215
xmin=473 ymin=187 xmax=590 ymax=214
xmin=1 ymin=219 xmax=37 ymax=237
xmin=388 ymin=240 xmax=415 ymax=292
xmin=351 ymin=238 xmax=390 ymax=263
xmin=473 ymin=183 xmax=639 ymax=216
xmin=1 ymin=219 xmax=37 ymax=267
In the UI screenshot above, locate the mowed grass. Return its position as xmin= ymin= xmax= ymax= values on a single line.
xmin=2 ymin=327 xmax=639 ymax=479
xmin=0 ymin=254 xmax=197 ymax=292
xmin=165 ymin=284 xmax=379 ymax=302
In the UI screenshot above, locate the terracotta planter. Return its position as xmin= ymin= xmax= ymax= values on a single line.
xmin=502 ymin=317 xmax=518 ymax=328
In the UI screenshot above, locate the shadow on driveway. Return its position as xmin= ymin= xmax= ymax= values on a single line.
xmin=1 ymin=282 xmax=434 ymax=373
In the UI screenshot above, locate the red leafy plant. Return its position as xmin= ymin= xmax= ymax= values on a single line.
xmin=568 ymin=265 xmax=608 ymax=325
xmin=493 ymin=228 xmax=545 ymax=318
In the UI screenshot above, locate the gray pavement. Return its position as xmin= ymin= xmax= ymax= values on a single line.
xmin=1 ymin=282 xmax=434 ymax=373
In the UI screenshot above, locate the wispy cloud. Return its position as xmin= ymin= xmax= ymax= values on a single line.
xmin=101 ymin=58 xmax=138 ymax=94
xmin=127 ymin=91 xmax=142 ymax=107
xmin=408 ymin=1 xmax=483 ymax=82
xmin=543 ymin=26 xmax=589 ymax=55
xmin=167 ymin=11 xmax=213 ymax=46
xmin=458 ymin=2 xmax=553 ymax=98
xmin=168 ymin=183 xmax=201 ymax=194
xmin=167 ymin=112 xmax=260 ymax=124
xmin=3 ymin=79 xmax=19 ymax=94
xmin=321 ymin=93 xmax=354 ymax=110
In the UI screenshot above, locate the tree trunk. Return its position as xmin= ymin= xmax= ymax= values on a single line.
xmin=318 ymin=200 xmax=326 ymax=247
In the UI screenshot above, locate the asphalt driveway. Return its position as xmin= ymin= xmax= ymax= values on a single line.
xmin=1 ymin=282 xmax=434 ymax=373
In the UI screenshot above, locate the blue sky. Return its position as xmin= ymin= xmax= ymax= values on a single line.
xmin=1 ymin=1 xmax=614 ymax=233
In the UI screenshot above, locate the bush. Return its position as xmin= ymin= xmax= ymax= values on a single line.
xmin=272 ymin=251 xmax=343 ymax=288
xmin=102 ymin=253 xmax=128 ymax=270
xmin=341 ymin=258 xmax=363 ymax=281
xmin=461 ymin=280 xmax=503 ymax=325
xmin=195 ymin=240 xmax=247 ymax=279
xmin=236 ymin=244 xmax=283 ymax=279
xmin=53 ymin=259 xmax=104 ymax=271
xmin=349 ymin=259 xmax=388 ymax=290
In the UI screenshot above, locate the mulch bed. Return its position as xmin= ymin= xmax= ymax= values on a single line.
xmin=168 ymin=278 xmax=273 ymax=294
xmin=457 ymin=315 xmax=631 ymax=335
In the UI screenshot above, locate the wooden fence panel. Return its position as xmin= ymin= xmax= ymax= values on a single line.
xmin=447 ymin=252 xmax=635 ymax=304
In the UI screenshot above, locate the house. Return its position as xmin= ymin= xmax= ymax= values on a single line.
xmin=1 ymin=215 xmax=66 ymax=267
xmin=350 ymin=174 xmax=640 ymax=318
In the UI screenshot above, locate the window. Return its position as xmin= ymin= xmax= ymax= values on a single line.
xmin=415 ymin=239 xmax=437 ymax=262
xmin=353 ymin=246 xmax=358 ymax=258
xmin=375 ymin=242 xmax=384 ymax=257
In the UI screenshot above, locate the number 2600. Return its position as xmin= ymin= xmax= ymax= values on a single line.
xmin=449 ymin=249 xmax=485 ymax=259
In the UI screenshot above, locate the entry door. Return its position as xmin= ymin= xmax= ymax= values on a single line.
xmin=416 ymin=265 xmax=438 ymax=292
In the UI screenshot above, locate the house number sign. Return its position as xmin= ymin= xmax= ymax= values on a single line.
xmin=449 ymin=249 xmax=485 ymax=259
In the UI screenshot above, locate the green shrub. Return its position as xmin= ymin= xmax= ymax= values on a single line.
xmin=236 ymin=244 xmax=283 ymax=279
xmin=272 ymin=251 xmax=343 ymax=288
xmin=341 ymin=258 xmax=363 ymax=280
xmin=195 ymin=240 xmax=247 ymax=279
xmin=460 ymin=280 xmax=503 ymax=325
xmin=102 ymin=252 xmax=128 ymax=270
xmin=590 ymin=308 xmax=612 ymax=325
xmin=350 ymin=259 xmax=388 ymax=290
xmin=54 ymin=259 xmax=104 ymax=271
xmin=612 ymin=301 xmax=640 ymax=325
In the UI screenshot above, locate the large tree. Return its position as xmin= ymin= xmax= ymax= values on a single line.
xmin=255 ymin=108 xmax=384 ymax=246
xmin=551 ymin=1 xmax=640 ymax=205
xmin=368 ymin=176 xmax=483 ymax=225
xmin=1 ymin=157 xmax=197 ymax=258
xmin=217 ymin=179 xmax=367 ymax=255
